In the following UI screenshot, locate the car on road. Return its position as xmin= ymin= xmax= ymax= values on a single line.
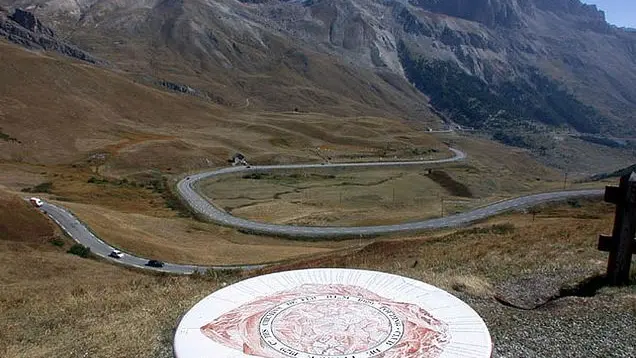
xmin=29 ymin=197 xmax=43 ymax=207
xmin=146 ymin=259 xmax=164 ymax=268
xmin=109 ymin=250 xmax=124 ymax=259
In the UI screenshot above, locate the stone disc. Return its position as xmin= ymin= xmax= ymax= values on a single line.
xmin=174 ymin=268 xmax=492 ymax=358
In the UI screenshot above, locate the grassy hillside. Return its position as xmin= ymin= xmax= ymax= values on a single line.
xmin=0 ymin=39 xmax=446 ymax=175
xmin=0 ymin=190 xmax=54 ymax=243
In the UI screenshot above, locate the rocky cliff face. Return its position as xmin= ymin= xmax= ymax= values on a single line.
xmin=0 ymin=0 xmax=635 ymax=138
xmin=10 ymin=8 xmax=54 ymax=36
xmin=0 ymin=7 xmax=97 ymax=63
xmin=408 ymin=0 xmax=532 ymax=28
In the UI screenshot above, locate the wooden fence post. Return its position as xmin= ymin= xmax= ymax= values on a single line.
xmin=598 ymin=172 xmax=636 ymax=286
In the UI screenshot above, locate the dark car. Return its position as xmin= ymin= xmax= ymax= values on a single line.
xmin=146 ymin=260 xmax=164 ymax=268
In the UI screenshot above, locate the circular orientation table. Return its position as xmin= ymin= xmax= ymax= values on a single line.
xmin=174 ymin=268 xmax=492 ymax=358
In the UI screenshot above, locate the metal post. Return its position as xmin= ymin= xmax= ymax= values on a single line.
xmin=392 ymin=187 xmax=396 ymax=206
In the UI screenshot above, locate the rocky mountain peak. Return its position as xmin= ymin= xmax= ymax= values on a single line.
xmin=407 ymin=0 xmax=531 ymax=27
xmin=9 ymin=8 xmax=54 ymax=36
xmin=0 ymin=7 xmax=98 ymax=63
xmin=407 ymin=0 xmax=607 ymax=29
xmin=534 ymin=0 xmax=605 ymax=19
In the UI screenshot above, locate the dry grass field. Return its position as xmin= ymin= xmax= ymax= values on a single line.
xmin=0 ymin=190 xmax=55 ymax=243
xmin=1 ymin=190 xmax=633 ymax=358
xmin=263 ymin=200 xmax=629 ymax=282
xmin=199 ymin=135 xmax=610 ymax=226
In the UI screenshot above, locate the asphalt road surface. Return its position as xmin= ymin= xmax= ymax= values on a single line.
xmin=39 ymin=147 xmax=603 ymax=273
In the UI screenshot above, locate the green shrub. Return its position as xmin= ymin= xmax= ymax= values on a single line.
xmin=67 ymin=244 xmax=91 ymax=258
xmin=242 ymin=173 xmax=264 ymax=180
xmin=50 ymin=237 xmax=65 ymax=247
xmin=21 ymin=182 xmax=54 ymax=193
xmin=0 ymin=128 xmax=18 ymax=142
xmin=148 ymin=179 xmax=164 ymax=193
xmin=33 ymin=182 xmax=53 ymax=193
xmin=205 ymin=268 xmax=243 ymax=283
xmin=466 ymin=223 xmax=515 ymax=235
xmin=87 ymin=176 xmax=101 ymax=184
xmin=490 ymin=223 xmax=516 ymax=235
xmin=161 ymin=178 xmax=191 ymax=217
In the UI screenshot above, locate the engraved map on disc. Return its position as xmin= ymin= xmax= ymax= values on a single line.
xmin=174 ymin=269 xmax=492 ymax=358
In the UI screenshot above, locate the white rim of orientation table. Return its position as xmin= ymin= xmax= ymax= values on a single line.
xmin=174 ymin=268 xmax=492 ymax=358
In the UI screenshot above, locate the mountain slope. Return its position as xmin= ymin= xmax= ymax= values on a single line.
xmin=1 ymin=0 xmax=635 ymax=138
xmin=0 ymin=0 xmax=436 ymax=120
xmin=0 ymin=39 xmax=452 ymax=177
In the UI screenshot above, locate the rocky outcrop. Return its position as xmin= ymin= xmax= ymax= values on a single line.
xmin=0 ymin=8 xmax=98 ymax=63
xmin=153 ymin=79 xmax=228 ymax=105
xmin=388 ymin=0 xmax=635 ymax=135
xmin=159 ymin=80 xmax=197 ymax=95
xmin=408 ymin=0 xmax=532 ymax=28
xmin=534 ymin=0 xmax=604 ymax=19
xmin=407 ymin=0 xmax=607 ymax=30
xmin=10 ymin=8 xmax=54 ymax=37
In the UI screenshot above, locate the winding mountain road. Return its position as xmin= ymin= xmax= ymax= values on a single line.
xmin=39 ymin=147 xmax=603 ymax=274
xmin=40 ymin=202 xmax=264 ymax=274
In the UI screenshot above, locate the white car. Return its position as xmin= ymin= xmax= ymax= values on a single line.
xmin=109 ymin=250 xmax=124 ymax=259
xmin=29 ymin=197 xmax=43 ymax=207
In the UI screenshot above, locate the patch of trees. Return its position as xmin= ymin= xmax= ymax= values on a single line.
xmin=578 ymin=135 xmax=628 ymax=148
xmin=398 ymin=41 xmax=607 ymax=138
xmin=67 ymin=244 xmax=91 ymax=258
xmin=21 ymin=182 xmax=53 ymax=193
xmin=0 ymin=128 xmax=19 ymax=143
xmin=589 ymin=163 xmax=636 ymax=181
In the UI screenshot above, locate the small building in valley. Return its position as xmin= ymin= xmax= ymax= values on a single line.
xmin=229 ymin=153 xmax=248 ymax=166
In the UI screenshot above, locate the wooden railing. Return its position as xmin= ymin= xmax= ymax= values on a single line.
xmin=598 ymin=172 xmax=636 ymax=285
